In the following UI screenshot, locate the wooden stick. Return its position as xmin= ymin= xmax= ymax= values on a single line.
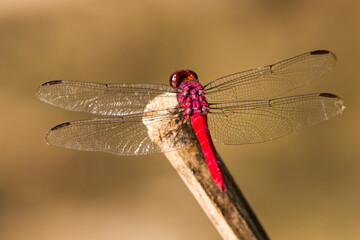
xmin=164 ymin=143 xmax=269 ymax=240
xmin=144 ymin=94 xmax=269 ymax=240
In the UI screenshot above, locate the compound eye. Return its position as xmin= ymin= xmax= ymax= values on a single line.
xmin=170 ymin=71 xmax=182 ymax=88
xmin=169 ymin=70 xmax=199 ymax=88
xmin=186 ymin=70 xmax=198 ymax=81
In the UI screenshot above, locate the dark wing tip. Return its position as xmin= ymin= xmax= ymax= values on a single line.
xmin=45 ymin=122 xmax=71 ymax=145
xmin=311 ymin=50 xmax=337 ymax=66
xmin=319 ymin=93 xmax=346 ymax=114
xmin=319 ymin=93 xmax=338 ymax=98
xmin=311 ymin=50 xmax=330 ymax=55
xmin=50 ymin=122 xmax=71 ymax=131
xmin=41 ymin=80 xmax=63 ymax=87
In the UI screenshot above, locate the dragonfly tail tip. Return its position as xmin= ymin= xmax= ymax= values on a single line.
xmin=216 ymin=182 xmax=227 ymax=192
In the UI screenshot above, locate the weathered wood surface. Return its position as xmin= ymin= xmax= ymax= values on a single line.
xmin=164 ymin=143 xmax=269 ymax=240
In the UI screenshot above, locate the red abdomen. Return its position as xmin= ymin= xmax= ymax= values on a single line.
xmin=191 ymin=114 xmax=226 ymax=191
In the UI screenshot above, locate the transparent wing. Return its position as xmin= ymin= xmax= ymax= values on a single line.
xmin=45 ymin=112 xmax=196 ymax=156
xmin=36 ymin=80 xmax=175 ymax=116
xmin=205 ymin=50 xmax=337 ymax=102
xmin=207 ymin=93 xmax=345 ymax=144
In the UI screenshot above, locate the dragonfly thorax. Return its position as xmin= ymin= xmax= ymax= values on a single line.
xmin=177 ymin=81 xmax=210 ymax=119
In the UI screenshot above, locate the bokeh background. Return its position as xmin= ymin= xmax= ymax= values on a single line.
xmin=0 ymin=0 xmax=358 ymax=239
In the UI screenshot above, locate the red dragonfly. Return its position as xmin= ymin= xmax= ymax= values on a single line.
xmin=37 ymin=50 xmax=345 ymax=191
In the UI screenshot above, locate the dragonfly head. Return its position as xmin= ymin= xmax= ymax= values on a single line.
xmin=170 ymin=70 xmax=198 ymax=88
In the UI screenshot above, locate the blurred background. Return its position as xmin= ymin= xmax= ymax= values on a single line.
xmin=0 ymin=0 xmax=358 ymax=239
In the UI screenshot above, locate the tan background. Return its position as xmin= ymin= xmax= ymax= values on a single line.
xmin=0 ymin=0 xmax=359 ymax=239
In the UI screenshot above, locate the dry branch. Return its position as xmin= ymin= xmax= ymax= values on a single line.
xmin=164 ymin=143 xmax=269 ymax=240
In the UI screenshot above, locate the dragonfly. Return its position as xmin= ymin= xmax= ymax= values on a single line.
xmin=36 ymin=50 xmax=345 ymax=192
